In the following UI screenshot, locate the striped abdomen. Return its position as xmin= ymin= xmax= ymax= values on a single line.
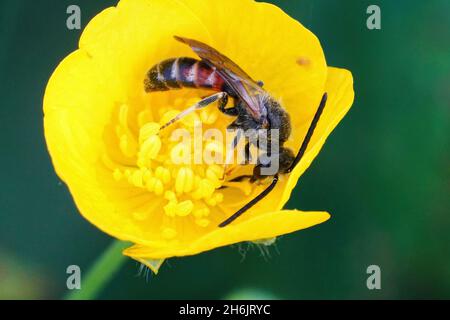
xmin=144 ymin=57 xmax=225 ymax=92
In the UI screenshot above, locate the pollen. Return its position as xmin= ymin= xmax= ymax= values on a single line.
xmin=175 ymin=200 xmax=194 ymax=216
xmin=139 ymin=122 xmax=160 ymax=144
xmin=105 ymin=97 xmax=248 ymax=241
xmin=138 ymin=135 xmax=162 ymax=167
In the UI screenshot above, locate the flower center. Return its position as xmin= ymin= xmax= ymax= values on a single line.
xmin=104 ymin=94 xmax=254 ymax=240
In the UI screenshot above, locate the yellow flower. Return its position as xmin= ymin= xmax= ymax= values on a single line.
xmin=44 ymin=0 xmax=354 ymax=273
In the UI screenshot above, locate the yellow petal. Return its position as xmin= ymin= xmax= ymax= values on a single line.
xmin=44 ymin=0 xmax=353 ymax=261
xmin=123 ymin=210 xmax=330 ymax=259
xmin=280 ymin=67 xmax=355 ymax=208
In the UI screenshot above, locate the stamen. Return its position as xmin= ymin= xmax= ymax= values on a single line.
xmin=175 ymin=167 xmax=194 ymax=194
xmin=193 ymin=207 xmax=210 ymax=218
xmin=175 ymin=200 xmax=194 ymax=217
xmin=138 ymin=135 xmax=161 ymax=167
xmin=139 ymin=122 xmax=160 ymax=144
xmin=119 ymin=134 xmax=137 ymax=158
xmin=104 ymin=95 xmax=259 ymax=240
xmin=130 ymin=170 xmax=144 ymax=187
xmin=155 ymin=166 xmax=171 ymax=184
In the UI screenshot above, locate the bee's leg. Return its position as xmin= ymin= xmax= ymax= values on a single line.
xmin=200 ymin=92 xmax=236 ymax=116
xmin=217 ymin=174 xmax=253 ymax=191
xmin=220 ymin=170 xmax=257 ymax=184
xmin=217 ymin=94 xmax=239 ymax=116
xmin=199 ymin=92 xmax=237 ymax=115
xmin=225 ymin=175 xmax=253 ymax=183
xmin=219 ymin=106 xmax=239 ymax=116
xmin=160 ymin=92 xmax=227 ymax=130
xmin=218 ymin=174 xmax=279 ymax=227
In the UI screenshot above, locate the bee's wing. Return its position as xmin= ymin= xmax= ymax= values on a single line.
xmin=174 ymin=36 xmax=266 ymax=121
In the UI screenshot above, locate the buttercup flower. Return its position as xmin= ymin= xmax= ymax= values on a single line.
xmin=44 ymin=0 xmax=354 ymax=273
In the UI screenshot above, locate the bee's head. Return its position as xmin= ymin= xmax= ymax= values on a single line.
xmin=252 ymin=146 xmax=295 ymax=178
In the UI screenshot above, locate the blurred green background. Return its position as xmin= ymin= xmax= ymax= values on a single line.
xmin=0 ymin=0 xmax=449 ymax=299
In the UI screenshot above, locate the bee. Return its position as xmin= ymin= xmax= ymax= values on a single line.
xmin=144 ymin=36 xmax=327 ymax=227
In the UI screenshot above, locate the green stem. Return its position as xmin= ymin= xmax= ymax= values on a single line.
xmin=65 ymin=240 xmax=130 ymax=300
